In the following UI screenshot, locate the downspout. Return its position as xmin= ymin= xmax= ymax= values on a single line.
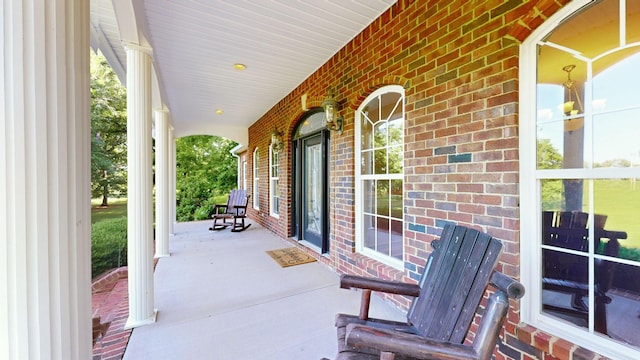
xmin=230 ymin=144 xmax=246 ymax=189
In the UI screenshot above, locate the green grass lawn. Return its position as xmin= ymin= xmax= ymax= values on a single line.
xmin=592 ymin=179 xmax=640 ymax=249
xmin=91 ymin=198 xmax=127 ymax=223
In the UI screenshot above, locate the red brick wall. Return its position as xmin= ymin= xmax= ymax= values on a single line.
xmin=246 ymin=1 xmax=598 ymax=359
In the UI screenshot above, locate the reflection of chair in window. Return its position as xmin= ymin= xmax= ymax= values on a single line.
xmin=542 ymin=211 xmax=627 ymax=334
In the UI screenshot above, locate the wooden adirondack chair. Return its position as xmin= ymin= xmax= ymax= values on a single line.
xmin=333 ymin=224 xmax=524 ymax=360
xmin=209 ymin=189 xmax=251 ymax=232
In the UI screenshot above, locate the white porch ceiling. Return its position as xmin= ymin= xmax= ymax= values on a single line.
xmin=90 ymin=0 xmax=397 ymax=145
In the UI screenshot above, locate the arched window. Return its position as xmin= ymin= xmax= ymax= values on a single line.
xmin=253 ymin=148 xmax=260 ymax=210
xmin=520 ymin=0 xmax=640 ymax=357
xmin=355 ymin=85 xmax=405 ymax=269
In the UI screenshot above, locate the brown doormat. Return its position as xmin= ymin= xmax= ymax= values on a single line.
xmin=266 ymin=247 xmax=316 ymax=268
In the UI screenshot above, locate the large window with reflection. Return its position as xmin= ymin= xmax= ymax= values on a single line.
xmin=355 ymin=85 xmax=405 ymax=268
xmin=521 ymin=1 xmax=640 ymax=358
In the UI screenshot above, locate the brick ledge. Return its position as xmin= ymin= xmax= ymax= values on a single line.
xmin=516 ymin=323 xmax=609 ymax=360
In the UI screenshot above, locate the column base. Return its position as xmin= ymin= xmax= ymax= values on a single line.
xmin=124 ymin=309 xmax=158 ymax=330
xmin=154 ymin=253 xmax=170 ymax=259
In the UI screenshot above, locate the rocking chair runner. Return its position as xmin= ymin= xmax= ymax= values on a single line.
xmin=209 ymin=189 xmax=251 ymax=232
xmin=333 ymin=224 xmax=525 ymax=360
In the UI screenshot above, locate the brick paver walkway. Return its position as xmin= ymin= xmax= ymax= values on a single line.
xmin=92 ymin=267 xmax=131 ymax=360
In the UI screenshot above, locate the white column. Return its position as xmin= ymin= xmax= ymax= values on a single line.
xmin=124 ymin=43 xmax=156 ymax=329
xmin=169 ymin=127 xmax=176 ymax=235
xmin=1 ymin=1 xmax=91 ymax=359
xmin=154 ymin=110 xmax=170 ymax=257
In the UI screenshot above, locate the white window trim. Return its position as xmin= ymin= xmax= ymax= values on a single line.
xmin=269 ymin=144 xmax=279 ymax=218
xmin=519 ymin=1 xmax=640 ymax=358
xmin=253 ymin=148 xmax=260 ymax=210
xmin=242 ymin=159 xmax=247 ymax=190
xmin=355 ymin=85 xmax=405 ymax=270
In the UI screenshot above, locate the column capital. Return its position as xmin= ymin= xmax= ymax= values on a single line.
xmin=122 ymin=41 xmax=153 ymax=55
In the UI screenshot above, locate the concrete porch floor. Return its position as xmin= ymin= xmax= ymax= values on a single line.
xmin=122 ymin=220 xmax=405 ymax=360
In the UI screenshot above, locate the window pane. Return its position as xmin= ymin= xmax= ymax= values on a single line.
xmin=362 ymin=112 xmax=375 ymax=151
xmin=364 ymin=214 xmax=375 ymax=250
xmin=600 ymin=260 xmax=640 ymax=346
xmin=391 ymin=179 xmax=403 ymax=220
xmin=374 ymin=148 xmax=387 ymax=174
xmin=366 ymin=96 xmax=381 ymax=124
xmin=592 ymin=52 xmax=640 ymax=113
xmin=388 ymin=145 xmax=402 ymax=174
xmin=540 ymin=179 xmax=564 ymax=211
xmin=376 ymin=217 xmax=390 ymax=255
xmin=593 ymin=179 xmax=640 ymax=261
xmin=590 ymin=177 xmax=640 ymax=346
xmin=629 ymin=1 xmax=640 ymax=44
xmin=376 ymin=180 xmax=390 ymax=217
xmin=390 ymin=219 xmax=403 ymax=260
xmin=374 ymin=121 xmax=388 ymax=148
xmin=545 ymin=0 xmax=619 ymax=59
xmin=295 ymin=112 xmax=325 ymax=138
xmin=593 ymin=108 xmax=640 ymax=168
xmin=381 ymin=92 xmax=401 ymax=120
xmin=380 ymin=93 xmax=402 ymax=120
xmin=363 ymin=179 xmax=375 ymax=214
xmin=362 ymin=150 xmax=374 ymax=175
xmin=388 ymin=116 xmax=403 ymax=147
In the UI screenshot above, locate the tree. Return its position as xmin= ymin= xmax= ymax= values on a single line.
xmin=91 ymin=50 xmax=127 ymax=206
xmin=537 ymin=138 xmax=564 ymax=209
xmin=176 ymin=135 xmax=238 ymax=221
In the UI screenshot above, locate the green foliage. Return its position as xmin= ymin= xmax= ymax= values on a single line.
xmin=176 ymin=135 xmax=238 ymax=221
xmin=618 ymin=246 xmax=640 ymax=262
xmin=537 ymin=139 xmax=564 ymax=210
xmin=91 ymin=217 xmax=127 ymax=278
xmin=91 ymin=50 xmax=127 ymax=206
xmin=537 ymin=138 xmax=563 ymax=170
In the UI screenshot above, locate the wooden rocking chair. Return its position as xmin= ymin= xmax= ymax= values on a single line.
xmin=333 ymin=224 xmax=524 ymax=360
xmin=209 ymin=189 xmax=251 ymax=232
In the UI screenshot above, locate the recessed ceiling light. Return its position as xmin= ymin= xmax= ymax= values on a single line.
xmin=216 ymin=109 xmax=223 ymax=115
xmin=233 ymin=63 xmax=247 ymax=70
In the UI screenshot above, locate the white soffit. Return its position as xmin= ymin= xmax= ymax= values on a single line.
xmin=90 ymin=0 xmax=397 ymax=144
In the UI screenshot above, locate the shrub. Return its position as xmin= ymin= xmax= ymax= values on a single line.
xmin=194 ymin=197 xmax=216 ymax=220
xmin=92 ymin=216 xmax=127 ymax=278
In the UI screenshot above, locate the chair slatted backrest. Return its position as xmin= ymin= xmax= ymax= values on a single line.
xmin=408 ymin=224 xmax=502 ymax=343
xmin=229 ymin=189 xmax=248 ymax=216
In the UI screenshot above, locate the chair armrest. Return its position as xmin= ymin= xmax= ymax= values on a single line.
xmin=232 ymin=204 xmax=248 ymax=215
xmin=340 ymin=275 xmax=421 ymax=297
xmin=489 ymin=272 xmax=525 ymax=299
xmin=345 ymin=324 xmax=479 ymax=360
xmin=341 ymin=275 xmax=420 ymax=321
xmin=213 ymin=204 xmax=228 ymax=215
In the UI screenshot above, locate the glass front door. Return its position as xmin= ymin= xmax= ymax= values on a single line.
xmin=302 ymin=135 xmax=323 ymax=248
xmin=292 ymin=111 xmax=329 ymax=253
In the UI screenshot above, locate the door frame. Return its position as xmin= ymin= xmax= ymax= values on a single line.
xmin=290 ymin=110 xmax=330 ymax=254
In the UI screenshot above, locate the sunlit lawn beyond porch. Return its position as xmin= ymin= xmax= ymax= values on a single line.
xmin=91 ymin=198 xmax=127 ymax=223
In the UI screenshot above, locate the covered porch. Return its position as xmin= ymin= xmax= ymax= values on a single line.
xmin=112 ymin=220 xmax=404 ymax=359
